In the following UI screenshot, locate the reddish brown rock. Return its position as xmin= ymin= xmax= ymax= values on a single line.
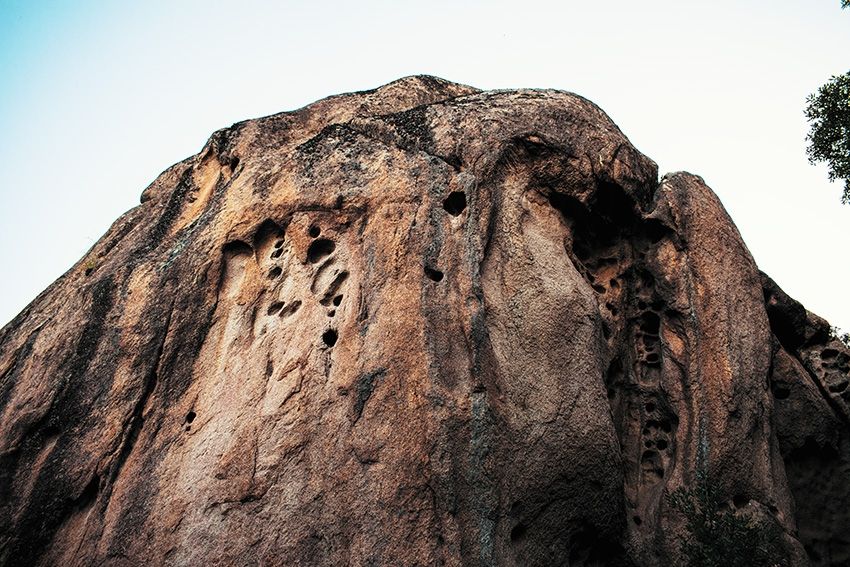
xmin=0 ymin=76 xmax=848 ymax=566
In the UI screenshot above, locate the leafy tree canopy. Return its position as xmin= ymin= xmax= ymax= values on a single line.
xmin=805 ymin=71 xmax=850 ymax=204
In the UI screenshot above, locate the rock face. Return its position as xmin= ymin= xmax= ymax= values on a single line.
xmin=0 ymin=76 xmax=848 ymax=566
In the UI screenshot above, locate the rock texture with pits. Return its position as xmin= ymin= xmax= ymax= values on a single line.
xmin=1 ymin=76 xmax=848 ymax=566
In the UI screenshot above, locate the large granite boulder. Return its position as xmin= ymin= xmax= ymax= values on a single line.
xmin=1 ymin=76 xmax=847 ymax=566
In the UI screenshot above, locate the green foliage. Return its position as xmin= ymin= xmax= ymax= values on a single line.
xmin=805 ymin=71 xmax=850 ymax=204
xmin=830 ymin=326 xmax=850 ymax=348
xmin=843 ymin=0 xmax=849 ymax=9
xmin=668 ymin=470 xmax=785 ymax=567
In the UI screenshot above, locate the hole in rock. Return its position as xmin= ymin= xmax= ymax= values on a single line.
xmin=510 ymin=523 xmax=527 ymax=542
xmin=280 ymin=300 xmax=301 ymax=318
xmin=829 ymin=381 xmax=848 ymax=393
xmin=609 ymin=279 xmax=619 ymax=289
xmin=254 ymin=220 xmax=285 ymax=251
xmin=185 ymin=411 xmax=196 ymax=424
xmin=268 ymin=266 xmax=282 ymax=279
xmin=594 ymin=180 xmax=636 ymax=225
xmin=660 ymin=421 xmax=672 ymax=433
xmin=307 ymin=239 xmax=336 ymax=263
xmin=638 ymin=270 xmax=655 ymax=289
xmin=267 ymin=302 xmax=284 ymax=316
xmin=645 ymin=402 xmax=656 ymax=413
xmin=309 ymin=225 xmax=321 ymax=238
xmin=320 ymin=272 xmax=350 ymax=306
xmin=592 ymin=283 xmax=606 ymax=294
xmin=443 ymin=191 xmax=467 ymax=216
xmin=322 ymin=329 xmax=338 ymax=347
xmin=733 ymin=494 xmax=750 ymax=508
xmin=640 ymin=312 xmax=661 ymax=335
xmin=270 ymin=248 xmax=283 ymax=259
xmin=645 ymin=353 xmax=660 ymax=365
xmin=656 ymin=439 xmax=668 ymax=450
xmin=644 ymin=440 xmax=654 ymax=448
xmin=772 ymin=384 xmax=791 ymax=400
xmin=223 ymin=240 xmax=253 ymax=262
xmin=633 ymin=516 xmax=642 ymax=526
xmin=274 ymin=239 xmax=284 ymax=249
xmin=328 ymin=310 xmax=336 ymax=317
xmin=333 ymin=295 xmax=343 ymax=306
xmin=425 ymin=267 xmax=444 ymax=282
xmin=821 ymin=348 xmax=838 ymax=360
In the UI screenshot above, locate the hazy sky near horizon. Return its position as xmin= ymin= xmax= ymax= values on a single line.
xmin=1 ymin=0 xmax=848 ymax=331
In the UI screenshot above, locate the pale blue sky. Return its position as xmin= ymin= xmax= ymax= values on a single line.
xmin=1 ymin=0 xmax=848 ymax=330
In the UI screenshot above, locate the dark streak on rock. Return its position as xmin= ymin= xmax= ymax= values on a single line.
xmin=105 ymin=298 xmax=174 ymax=488
xmin=352 ymin=368 xmax=386 ymax=424
xmin=135 ymin=168 xmax=196 ymax=259
xmin=1 ymin=276 xmax=115 ymax=565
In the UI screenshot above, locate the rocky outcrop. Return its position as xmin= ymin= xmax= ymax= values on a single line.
xmin=763 ymin=274 xmax=850 ymax=565
xmin=0 ymin=76 xmax=847 ymax=566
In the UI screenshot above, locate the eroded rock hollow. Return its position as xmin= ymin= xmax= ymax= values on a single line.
xmin=1 ymin=76 xmax=848 ymax=566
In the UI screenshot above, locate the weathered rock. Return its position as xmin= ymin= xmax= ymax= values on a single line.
xmin=0 ymin=76 xmax=848 ymax=566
